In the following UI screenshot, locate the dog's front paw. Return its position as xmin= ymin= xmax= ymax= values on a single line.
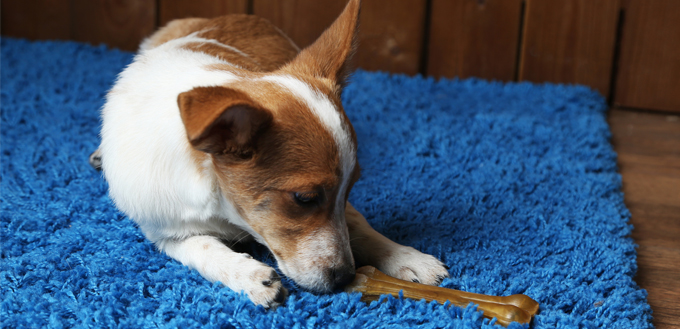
xmin=229 ymin=255 xmax=288 ymax=308
xmin=377 ymin=246 xmax=449 ymax=285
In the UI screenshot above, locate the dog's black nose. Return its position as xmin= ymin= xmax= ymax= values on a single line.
xmin=332 ymin=267 xmax=356 ymax=290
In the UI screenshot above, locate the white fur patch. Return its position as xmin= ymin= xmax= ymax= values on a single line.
xmin=100 ymin=36 xmax=252 ymax=245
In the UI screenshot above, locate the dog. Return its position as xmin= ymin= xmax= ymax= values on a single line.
xmin=93 ymin=0 xmax=448 ymax=308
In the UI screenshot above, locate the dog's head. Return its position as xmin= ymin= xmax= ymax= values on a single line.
xmin=178 ymin=0 xmax=361 ymax=292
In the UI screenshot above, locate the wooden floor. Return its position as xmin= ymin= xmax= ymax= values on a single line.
xmin=608 ymin=108 xmax=680 ymax=329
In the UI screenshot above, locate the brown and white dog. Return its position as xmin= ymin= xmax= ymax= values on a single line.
xmin=94 ymin=0 xmax=448 ymax=308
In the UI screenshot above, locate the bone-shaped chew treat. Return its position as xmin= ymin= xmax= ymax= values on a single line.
xmin=344 ymin=266 xmax=539 ymax=327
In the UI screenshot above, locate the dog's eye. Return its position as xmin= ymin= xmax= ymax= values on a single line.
xmin=293 ymin=192 xmax=321 ymax=205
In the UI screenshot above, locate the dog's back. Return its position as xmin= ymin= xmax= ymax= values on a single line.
xmin=141 ymin=15 xmax=300 ymax=72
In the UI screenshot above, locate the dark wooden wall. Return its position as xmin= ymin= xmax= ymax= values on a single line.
xmin=2 ymin=0 xmax=679 ymax=112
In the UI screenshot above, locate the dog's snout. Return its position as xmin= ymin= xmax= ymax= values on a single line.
xmin=331 ymin=266 xmax=356 ymax=290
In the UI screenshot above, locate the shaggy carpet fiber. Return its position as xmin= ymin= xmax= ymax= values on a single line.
xmin=1 ymin=38 xmax=653 ymax=328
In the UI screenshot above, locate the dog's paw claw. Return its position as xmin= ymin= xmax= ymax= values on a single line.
xmin=259 ymin=286 xmax=287 ymax=309
xmin=261 ymin=270 xmax=281 ymax=287
xmin=273 ymin=288 xmax=287 ymax=304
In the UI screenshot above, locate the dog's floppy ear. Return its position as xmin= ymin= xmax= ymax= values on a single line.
xmin=285 ymin=0 xmax=360 ymax=88
xmin=178 ymin=86 xmax=273 ymax=157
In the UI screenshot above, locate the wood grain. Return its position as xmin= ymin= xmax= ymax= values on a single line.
xmin=634 ymin=245 xmax=680 ymax=329
xmin=426 ymin=0 xmax=523 ymax=81
xmin=518 ymin=0 xmax=619 ymax=97
xmin=609 ymin=108 xmax=680 ymax=329
xmin=253 ymin=0 xmax=346 ymax=49
xmin=254 ymin=0 xmax=427 ymax=75
xmin=354 ymin=0 xmax=426 ymax=75
xmin=614 ymin=0 xmax=680 ymax=113
xmin=1 ymin=0 xmax=71 ymax=41
xmin=70 ymin=0 xmax=156 ymax=51
xmin=158 ymin=0 xmax=249 ymax=27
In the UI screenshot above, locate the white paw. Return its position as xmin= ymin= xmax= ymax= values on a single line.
xmin=224 ymin=254 xmax=288 ymax=308
xmin=377 ymin=246 xmax=449 ymax=285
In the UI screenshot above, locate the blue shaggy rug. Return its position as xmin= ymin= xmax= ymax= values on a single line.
xmin=1 ymin=38 xmax=653 ymax=328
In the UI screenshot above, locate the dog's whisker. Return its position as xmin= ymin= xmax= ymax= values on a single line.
xmin=228 ymin=231 xmax=251 ymax=248
xmin=349 ymin=236 xmax=368 ymax=243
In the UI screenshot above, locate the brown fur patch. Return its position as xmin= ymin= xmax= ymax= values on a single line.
xmin=146 ymin=15 xmax=299 ymax=72
xmin=178 ymin=86 xmax=274 ymax=156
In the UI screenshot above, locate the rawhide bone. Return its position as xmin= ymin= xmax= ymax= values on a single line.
xmin=344 ymin=266 xmax=539 ymax=327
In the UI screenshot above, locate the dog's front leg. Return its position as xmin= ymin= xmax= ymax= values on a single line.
xmin=346 ymin=202 xmax=449 ymax=285
xmin=162 ymin=235 xmax=287 ymax=308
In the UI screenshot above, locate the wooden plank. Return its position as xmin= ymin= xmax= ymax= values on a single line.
xmin=427 ymin=0 xmax=522 ymax=81
xmin=70 ymin=0 xmax=156 ymax=51
xmin=614 ymin=0 xmax=680 ymax=113
xmin=1 ymin=0 xmax=71 ymax=41
xmin=635 ymin=245 xmax=680 ymax=329
xmin=254 ymin=0 xmax=426 ymax=75
xmin=626 ymin=203 xmax=680 ymax=249
xmin=609 ymin=107 xmax=680 ymax=329
xmin=253 ymin=0 xmax=345 ymax=50
xmin=158 ymin=0 xmax=249 ymax=27
xmin=354 ymin=0 xmax=426 ymax=75
xmin=519 ymin=0 xmax=619 ymax=97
